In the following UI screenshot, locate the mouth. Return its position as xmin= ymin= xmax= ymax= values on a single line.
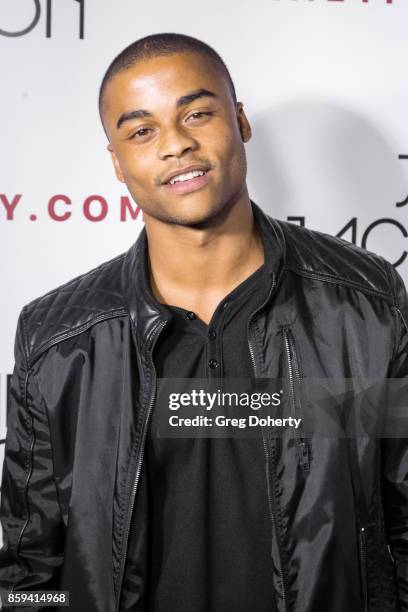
xmin=162 ymin=165 xmax=212 ymax=195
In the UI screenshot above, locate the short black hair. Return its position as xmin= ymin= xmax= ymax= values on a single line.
xmin=98 ymin=32 xmax=237 ymax=121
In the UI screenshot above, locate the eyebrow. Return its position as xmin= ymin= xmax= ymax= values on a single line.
xmin=116 ymin=88 xmax=217 ymax=129
xmin=176 ymin=88 xmax=217 ymax=108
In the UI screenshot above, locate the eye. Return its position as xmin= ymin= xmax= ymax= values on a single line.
xmin=130 ymin=127 xmax=152 ymax=139
xmin=187 ymin=111 xmax=213 ymax=122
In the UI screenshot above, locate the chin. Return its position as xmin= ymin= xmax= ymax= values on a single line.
xmin=168 ymin=195 xmax=229 ymax=227
xmin=141 ymin=190 xmax=234 ymax=228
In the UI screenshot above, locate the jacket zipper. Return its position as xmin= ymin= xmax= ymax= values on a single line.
xmin=247 ymin=271 xmax=289 ymax=612
xmin=115 ymin=319 xmax=168 ymax=612
xmin=283 ymin=328 xmax=310 ymax=471
xmin=261 ymin=433 xmax=290 ymax=612
xmin=359 ymin=526 xmax=369 ymax=612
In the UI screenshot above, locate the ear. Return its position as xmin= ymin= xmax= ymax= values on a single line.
xmin=107 ymin=144 xmax=125 ymax=183
xmin=236 ymin=102 xmax=252 ymax=143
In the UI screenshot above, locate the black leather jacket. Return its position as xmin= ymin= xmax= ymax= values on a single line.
xmin=1 ymin=202 xmax=407 ymax=612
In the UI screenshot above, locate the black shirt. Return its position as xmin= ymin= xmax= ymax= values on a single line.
xmin=146 ymin=219 xmax=278 ymax=612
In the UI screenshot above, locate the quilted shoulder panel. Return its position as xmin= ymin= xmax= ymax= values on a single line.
xmin=276 ymin=219 xmax=393 ymax=299
xmin=22 ymin=252 xmax=128 ymax=364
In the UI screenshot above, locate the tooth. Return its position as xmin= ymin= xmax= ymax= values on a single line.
xmin=169 ymin=170 xmax=205 ymax=185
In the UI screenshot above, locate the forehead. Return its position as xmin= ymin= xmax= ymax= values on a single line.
xmin=103 ymin=52 xmax=230 ymax=118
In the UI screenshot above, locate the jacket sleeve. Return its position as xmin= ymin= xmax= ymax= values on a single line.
xmin=382 ymin=265 xmax=408 ymax=610
xmin=0 ymin=309 xmax=65 ymax=608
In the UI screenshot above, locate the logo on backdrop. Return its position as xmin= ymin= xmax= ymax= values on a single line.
xmin=0 ymin=0 xmax=85 ymax=39
xmin=285 ymin=153 xmax=408 ymax=269
xmin=0 ymin=194 xmax=142 ymax=223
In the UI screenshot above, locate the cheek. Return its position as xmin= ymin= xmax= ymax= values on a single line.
xmin=120 ymin=151 xmax=153 ymax=186
xmin=221 ymin=134 xmax=246 ymax=173
xmin=206 ymin=129 xmax=243 ymax=169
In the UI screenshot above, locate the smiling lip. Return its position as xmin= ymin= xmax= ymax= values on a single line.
xmin=161 ymin=164 xmax=211 ymax=186
xmin=163 ymin=169 xmax=211 ymax=195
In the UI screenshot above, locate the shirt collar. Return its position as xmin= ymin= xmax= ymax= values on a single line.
xmin=122 ymin=200 xmax=286 ymax=347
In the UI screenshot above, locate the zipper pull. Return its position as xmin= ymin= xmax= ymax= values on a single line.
xmin=298 ymin=440 xmax=310 ymax=471
xmin=272 ymin=271 xmax=277 ymax=291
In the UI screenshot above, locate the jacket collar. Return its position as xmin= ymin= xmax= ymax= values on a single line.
xmin=122 ymin=200 xmax=286 ymax=348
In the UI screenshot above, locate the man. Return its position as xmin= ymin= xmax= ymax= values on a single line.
xmin=0 ymin=32 xmax=407 ymax=612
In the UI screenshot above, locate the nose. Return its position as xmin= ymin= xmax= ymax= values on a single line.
xmin=157 ymin=125 xmax=198 ymax=160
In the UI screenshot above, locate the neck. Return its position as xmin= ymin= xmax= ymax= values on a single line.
xmin=143 ymin=193 xmax=265 ymax=321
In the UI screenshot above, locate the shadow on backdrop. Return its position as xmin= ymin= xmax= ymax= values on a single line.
xmin=246 ymin=100 xmax=408 ymax=252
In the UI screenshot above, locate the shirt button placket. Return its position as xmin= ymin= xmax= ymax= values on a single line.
xmin=207 ymin=301 xmax=230 ymax=377
xmin=207 ymin=325 xmax=221 ymax=374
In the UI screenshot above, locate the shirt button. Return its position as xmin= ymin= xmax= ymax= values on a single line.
xmin=208 ymin=358 xmax=219 ymax=369
xmin=186 ymin=311 xmax=196 ymax=320
xmin=208 ymin=329 xmax=217 ymax=340
xmin=223 ymin=301 xmax=229 ymax=310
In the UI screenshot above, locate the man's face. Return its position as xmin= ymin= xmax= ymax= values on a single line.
xmin=102 ymin=51 xmax=251 ymax=227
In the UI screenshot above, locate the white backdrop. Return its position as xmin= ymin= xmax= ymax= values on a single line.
xmin=1 ymin=0 xmax=408 ymax=473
